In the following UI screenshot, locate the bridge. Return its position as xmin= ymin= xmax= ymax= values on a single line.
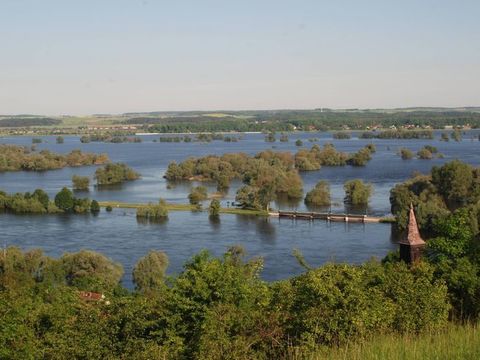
xmin=270 ymin=210 xmax=386 ymax=223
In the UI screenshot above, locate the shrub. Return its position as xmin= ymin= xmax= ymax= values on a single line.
xmin=209 ymin=199 xmax=221 ymax=217
xmin=136 ymin=199 xmax=168 ymax=219
xmin=399 ymin=148 xmax=414 ymax=160
xmin=304 ymin=181 xmax=330 ymax=206
xmin=90 ymin=200 xmax=100 ymax=213
xmin=188 ymin=186 xmax=208 ymax=205
xmin=72 ymin=175 xmax=90 ymax=190
xmin=344 ymin=179 xmax=372 ymax=205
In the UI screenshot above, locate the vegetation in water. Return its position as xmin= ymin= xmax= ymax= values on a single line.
xmin=136 ymin=199 xmax=169 ymax=220
xmin=0 ymin=145 xmax=109 ymax=172
xmin=304 ymin=180 xmax=331 ymax=206
xmin=72 ymin=175 xmax=90 ymax=190
xmin=333 ymin=131 xmax=351 ymax=139
xmin=188 ymin=186 xmax=208 ymax=205
xmin=399 ymin=147 xmax=414 ymax=160
xmin=344 ymin=179 xmax=373 ymax=205
xmin=390 ymin=160 xmax=480 ymax=232
xmin=94 ymin=163 xmax=140 ymax=185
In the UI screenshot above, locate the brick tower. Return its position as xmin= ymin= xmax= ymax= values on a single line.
xmin=399 ymin=205 xmax=425 ymax=264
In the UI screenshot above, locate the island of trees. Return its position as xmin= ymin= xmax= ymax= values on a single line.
xmin=0 ymin=187 xmax=100 ymax=214
xmin=94 ymin=163 xmax=140 ymax=185
xmin=0 ymin=145 xmax=109 ymax=172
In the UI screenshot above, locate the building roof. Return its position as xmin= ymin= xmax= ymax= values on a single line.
xmin=399 ymin=205 xmax=426 ymax=246
xmin=78 ymin=291 xmax=105 ymax=301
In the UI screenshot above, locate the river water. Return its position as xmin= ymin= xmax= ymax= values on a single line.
xmin=1 ymin=131 xmax=479 ymax=286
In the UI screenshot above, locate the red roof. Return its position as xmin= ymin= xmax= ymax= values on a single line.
xmin=399 ymin=205 xmax=425 ymax=246
xmin=78 ymin=291 xmax=104 ymax=301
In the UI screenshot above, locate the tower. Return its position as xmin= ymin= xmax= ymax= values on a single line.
xmin=399 ymin=205 xmax=425 ymax=264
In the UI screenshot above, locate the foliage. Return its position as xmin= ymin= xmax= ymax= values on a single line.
xmin=390 ymin=160 xmax=480 ymax=230
xmin=344 ymin=179 xmax=372 ymax=205
xmin=0 ymin=145 xmax=109 ymax=172
xmin=188 ymin=186 xmax=208 ymax=205
xmin=136 ymin=199 xmax=169 ymax=219
xmin=95 ymin=163 xmax=140 ymax=185
xmin=54 ymin=187 xmax=74 ymax=211
xmin=295 ymin=139 xmax=303 ymax=146
xmin=90 ymin=200 xmax=100 ymax=213
xmin=333 ymin=132 xmax=351 ymax=139
xmin=132 ymin=251 xmax=169 ymax=293
xmin=208 ymin=199 xmax=221 ymax=217
xmin=72 ymin=175 xmax=90 ymax=190
xmin=56 ymin=136 xmax=64 ymax=144
xmin=60 ymin=250 xmax=123 ymax=291
xmin=399 ymin=148 xmax=414 ymax=160
xmin=304 ymin=180 xmax=331 ymax=206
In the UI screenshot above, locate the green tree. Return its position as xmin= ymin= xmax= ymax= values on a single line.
xmin=209 ymin=199 xmax=221 ymax=217
xmin=399 ymin=148 xmax=414 ymax=160
xmin=56 ymin=136 xmax=64 ymax=144
xmin=188 ymin=186 xmax=208 ymax=205
xmin=344 ymin=179 xmax=372 ymax=205
xmin=304 ymin=181 xmax=330 ymax=206
xmin=60 ymin=250 xmax=123 ymax=291
xmin=295 ymin=139 xmax=303 ymax=147
xmin=54 ymin=187 xmax=74 ymax=211
xmin=90 ymin=199 xmax=100 ymax=213
xmin=32 ymin=188 xmax=49 ymax=209
xmin=72 ymin=175 xmax=90 ymax=190
xmin=132 ymin=251 xmax=169 ymax=293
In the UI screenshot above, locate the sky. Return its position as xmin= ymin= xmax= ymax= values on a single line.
xmin=0 ymin=0 xmax=479 ymax=115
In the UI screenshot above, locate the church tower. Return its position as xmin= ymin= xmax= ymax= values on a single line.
xmin=399 ymin=205 xmax=425 ymax=264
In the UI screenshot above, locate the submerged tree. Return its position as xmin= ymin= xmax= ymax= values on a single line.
xmin=344 ymin=179 xmax=372 ymax=205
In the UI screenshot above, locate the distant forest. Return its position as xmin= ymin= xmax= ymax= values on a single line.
xmin=121 ymin=110 xmax=480 ymax=133
xmin=0 ymin=117 xmax=61 ymax=127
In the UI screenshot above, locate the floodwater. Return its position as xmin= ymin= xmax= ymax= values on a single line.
xmin=1 ymin=131 xmax=479 ymax=286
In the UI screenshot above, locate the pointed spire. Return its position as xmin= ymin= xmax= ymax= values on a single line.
xmin=399 ymin=204 xmax=425 ymax=245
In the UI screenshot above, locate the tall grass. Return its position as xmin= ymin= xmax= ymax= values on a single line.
xmin=289 ymin=323 xmax=479 ymax=360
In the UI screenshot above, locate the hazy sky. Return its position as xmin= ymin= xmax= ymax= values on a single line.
xmin=1 ymin=0 xmax=479 ymax=115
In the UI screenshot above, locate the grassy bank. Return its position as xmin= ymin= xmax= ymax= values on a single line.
xmin=302 ymin=322 xmax=479 ymax=360
xmin=98 ymin=201 xmax=268 ymax=216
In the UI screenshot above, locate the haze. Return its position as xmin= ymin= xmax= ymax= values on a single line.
xmin=1 ymin=0 xmax=479 ymax=115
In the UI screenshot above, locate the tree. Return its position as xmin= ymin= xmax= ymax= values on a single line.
xmin=60 ymin=250 xmax=123 ymax=291
xmin=132 ymin=251 xmax=169 ymax=293
xmin=295 ymin=139 xmax=303 ymax=147
xmin=431 ymin=160 xmax=474 ymax=205
xmin=90 ymin=200 xmax=100 ymax=213
xmin=304 ymin=181 xmax=330 ymax=206
xmin=54 ymin=187 xmax=74 ymax=211
xmin=399 ymin=148 xmax=414 ymax=160
xmin=344 ymin=179 xmax=372 ymax=205
xmin=417 ymin=147 xmax=433 ymax=160
xmin=56 ymin=136 xmax=64 ymax=144
xmin=32 ymin=189 xmax=49 ymax=209
xmin=188 ymin=186 xmax=208 ymax=205
xmin=72 ymin=175 xmax=90 ymax=190
xmin=209 ymin=199 xmax=221 ymax=217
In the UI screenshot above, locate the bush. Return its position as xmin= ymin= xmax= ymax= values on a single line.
xmin=136 ymin=199 xmax=168 ymax=219
xmin=295 ymin=139 xmax=303 ymax=146
xmin=344 ymin=179 xmax=372 ymax=205
xmin=399 ymin=148 xmax=414 ymax=160
xmin=72 ymin=175 xmax=90 ymax=190
xmin=56 ymin=136 xmax=64 ymax=144
xmin=188 ymin=186 xmax=208 ymax=205
xmin=304 ymin=181 xmax=330 ymax=206
xmin=90 ymin=200 xmax=100 ymax=213
xmin=209 ymin=199 xmax=221 ymax=217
